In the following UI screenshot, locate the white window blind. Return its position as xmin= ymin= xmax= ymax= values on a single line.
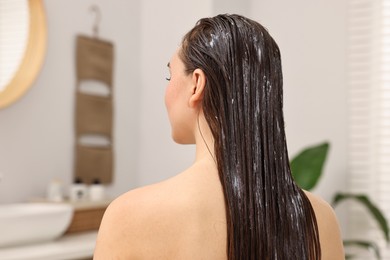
xmin=348 ymin=0 xmax=390 ymax=258
xmin=0 ymin=0 xmax=29 ymax=91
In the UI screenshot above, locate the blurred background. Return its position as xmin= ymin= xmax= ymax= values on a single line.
xmin=1 ymin=0 xmax=389 ymax=258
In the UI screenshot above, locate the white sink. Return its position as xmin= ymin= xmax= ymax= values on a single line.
xmin=0 ymin=203 xmax=74 ymax=248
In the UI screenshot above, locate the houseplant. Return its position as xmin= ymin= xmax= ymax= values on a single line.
xmin=290 ymin=142 xmax=389 ymax=259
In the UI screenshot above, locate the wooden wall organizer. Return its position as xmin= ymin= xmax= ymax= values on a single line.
xmin=74 ymin=34 xmax=114 ymax=184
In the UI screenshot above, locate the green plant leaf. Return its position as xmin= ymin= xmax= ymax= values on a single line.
xmin=333 ymin=193 xmax=389 ymax=243
xmin=343 ymin=239 xmax=381 ymax=260
xmin=290 ymin=142 xmax=329 ymax=190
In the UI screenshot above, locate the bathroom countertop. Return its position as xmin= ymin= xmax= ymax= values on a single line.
xmin=0 ymin=231 xmax=97 ymax=260
xmin=30 ymin=198 xmax=112 ymax=210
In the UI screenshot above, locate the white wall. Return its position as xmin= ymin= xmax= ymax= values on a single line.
xmin=213 ymin=0 xmax=250 ymax=14
xmin=0 ymin=0 xmax=348 ymax=206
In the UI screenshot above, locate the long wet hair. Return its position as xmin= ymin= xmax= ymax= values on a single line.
xmin=180 ymin=14 xmax=321 ymax=259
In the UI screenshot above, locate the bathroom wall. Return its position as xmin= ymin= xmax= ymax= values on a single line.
xmin=0 ymin=0 xmax=347 ymax=204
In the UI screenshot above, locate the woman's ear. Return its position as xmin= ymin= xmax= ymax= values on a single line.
xmin=189 ymin=68 xmax=206 ymax=108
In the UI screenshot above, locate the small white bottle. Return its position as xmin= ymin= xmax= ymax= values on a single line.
xmin=89 ymin=178 xmax=105 ymax=201
xmin=47 ymin=179 xmax=64 ymax=202
xmin=69 ymin=178 xmax=88 ymax=201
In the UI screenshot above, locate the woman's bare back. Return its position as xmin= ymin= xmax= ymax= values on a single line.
xmin=94 ymin=160 xmax=344 ymax=259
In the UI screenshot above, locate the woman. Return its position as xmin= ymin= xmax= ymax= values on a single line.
xmin=94 ymin=14 xmax=344 ymax=259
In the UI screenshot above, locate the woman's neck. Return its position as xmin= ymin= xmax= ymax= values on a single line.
xmin=194 ymin=112 xmax=216 ymax=164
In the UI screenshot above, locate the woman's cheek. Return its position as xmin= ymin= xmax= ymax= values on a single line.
xmin=165 ymin=83 xmax=179 ymax=111
xmin=165 ymin=85 xmax=173 ymax=110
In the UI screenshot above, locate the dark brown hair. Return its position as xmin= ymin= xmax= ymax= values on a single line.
xmin=180 ymin=14 xmax=321 ymax=259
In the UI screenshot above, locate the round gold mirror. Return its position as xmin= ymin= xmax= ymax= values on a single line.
xmin=0 ymin=0 xmax=47 ymax=109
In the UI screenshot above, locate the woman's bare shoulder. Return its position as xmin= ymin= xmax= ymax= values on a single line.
xmin=94 ymin=173 xmax=202 ymax=259
xmin=303 ymin=190 xmax=345 ymax=260
xmin=94 ymin=184 xmax=164 ymax=259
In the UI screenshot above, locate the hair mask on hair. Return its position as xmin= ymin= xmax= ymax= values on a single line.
xmin=180 ymin=14 xmax=321 ymax=260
